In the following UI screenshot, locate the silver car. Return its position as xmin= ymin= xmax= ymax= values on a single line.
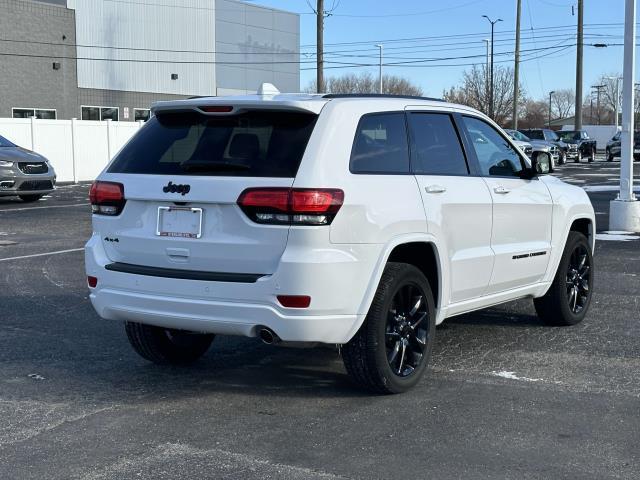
xmin=506 ymin=129 xmax=560 ymax=168
xmin=0 ymin=134 xmax=56 ymax=202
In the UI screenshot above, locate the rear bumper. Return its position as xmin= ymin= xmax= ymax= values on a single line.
xmin=91 ymin=287 xmax=362 ymax=343
xmin=85 ymin=232 xmax=379 ymax=344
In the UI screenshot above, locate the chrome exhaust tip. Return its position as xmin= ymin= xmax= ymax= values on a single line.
xmin=258 ymin=327 xmax=280 ymax=345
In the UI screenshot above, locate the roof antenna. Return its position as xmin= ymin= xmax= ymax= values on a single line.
xmin=257 ymin=83 xmax=280 ymax=96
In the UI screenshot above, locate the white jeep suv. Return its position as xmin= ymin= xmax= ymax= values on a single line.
xmin=85 ymin=87 xmax=595 ymax=393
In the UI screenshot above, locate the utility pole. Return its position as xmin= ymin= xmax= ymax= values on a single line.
xmin=376 ymin=44 xmax=383 ymax=94
xmin=548 ymin=91 xmax=555 ymax=127
xmin=483 ymin=16 xmax=503 ymax=120
xmin=316 ymin=0 xmax=324 ymax=93
xmin=592 ymin=84 xmax=605 ymax=125
xmin=512 ymin=0 xmax=522 ymax=129
xmin=575 ymin=0 xmax=584 ymax=130
xmin=609 ymin=0 xmax=639 ymax=232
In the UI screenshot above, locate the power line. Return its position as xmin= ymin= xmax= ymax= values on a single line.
xmin=300 ymin=22 xmax=633 ymax=48
xmin=0 ymin=31 xmax=620 ymax=59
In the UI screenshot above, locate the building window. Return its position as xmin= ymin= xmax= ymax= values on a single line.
xmin=12 ymin=108 xmax=57 ymax=119
xmin=134 ymin=108 xmax=151 ymax=122
xmin=81 ymin=106 xmax=119 ymax=121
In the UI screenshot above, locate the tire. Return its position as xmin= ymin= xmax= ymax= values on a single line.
xmin=125 ymin=322 xmax=214 ymax=365
xmin=588 ymin=149 xmax=595 ymax=163
xmin=606 ymin=149 xmax=614 ymax=162
xmin=534 ymin=232 xmax=593 ymax=326
xmin=575 ymin=151 xmax=582 ymax=163
xmin=342 ymin=262 xmax=436 ymax=394
xmin=559 ymin=151 xmax=566 ymax=165
xmin=19 ymin=194 xmax=43 ymax=202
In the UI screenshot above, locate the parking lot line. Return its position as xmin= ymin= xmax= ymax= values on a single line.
xmin=0 ymin=248 xmax=84 ymax=262
xmin=0 ymin=203 xmax=89 ymax=213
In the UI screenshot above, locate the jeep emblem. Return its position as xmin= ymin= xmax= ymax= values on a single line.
xmin=163 ymin=181 xmax=190 ymax=196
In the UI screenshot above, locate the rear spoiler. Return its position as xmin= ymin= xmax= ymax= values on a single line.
xmin=152 ymin=98 xmax=327 ymax=116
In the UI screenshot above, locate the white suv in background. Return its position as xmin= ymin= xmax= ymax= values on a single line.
xmin=85 ymin=86 xmax=595 ymax=393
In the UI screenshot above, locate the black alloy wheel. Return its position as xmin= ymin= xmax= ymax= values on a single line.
xmin=534 ymin=231 xmax=593 ymax=326
xmin=566 ymin=244 xmax=591 ymax=314
xmin=385 ymin=283 xmax=429 ymax=377
xmin=342 ymin=263 xmax=436 ymax=394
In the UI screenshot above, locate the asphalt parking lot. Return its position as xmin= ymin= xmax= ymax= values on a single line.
xmin=1 ymin=158 xmax=639 ymax=480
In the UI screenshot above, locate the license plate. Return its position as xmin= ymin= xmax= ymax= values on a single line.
xmin=156 ymin=206 xmax=203 ymax=239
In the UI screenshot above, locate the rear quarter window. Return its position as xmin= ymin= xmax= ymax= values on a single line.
xmin=108 ymin=110 xmax=317 ymax=177
xmin=350 ymin=112 xmax=410 ymax=174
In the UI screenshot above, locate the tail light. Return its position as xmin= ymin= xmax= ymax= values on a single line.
xmin=237 ymin=188 xmax=344 ymax=225
xmin=87 ymin=276 xmax=98 ymax=288
xmin=89 ymin=181 xmax=125 ymax=216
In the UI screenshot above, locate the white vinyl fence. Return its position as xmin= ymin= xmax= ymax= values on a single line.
xmin=0 ymin=117 xmax=144 ymax=183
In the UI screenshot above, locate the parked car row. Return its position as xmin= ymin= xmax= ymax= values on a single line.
xmin=605 ymin=131 xmax=640 ymax=162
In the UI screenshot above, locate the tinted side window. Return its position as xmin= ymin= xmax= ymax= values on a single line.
xmin=409 ymin=113 xmax=468 ymax=175
xmin=350 ymin=113 xmax=410 ymax=174
xmin=462 ymin=116 xmax=525 ymax=177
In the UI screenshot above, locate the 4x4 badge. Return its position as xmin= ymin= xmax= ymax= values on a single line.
xmin=163 ymin=181 xmax=190 ymax=196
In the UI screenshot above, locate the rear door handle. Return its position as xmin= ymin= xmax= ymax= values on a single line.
xmin=493 ymin=185 xmax=510 ymax=194
xmin=425 ymin=185 xmax=446 ymax=194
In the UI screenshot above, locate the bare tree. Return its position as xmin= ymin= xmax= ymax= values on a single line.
xmin=519 ymin=100 xmax=548 ymax=129
xmin=594 ymin=73 xmax=622 ymax=124
xmin=550 ymin=89 xmax=575 ymax=120
xmin=442 ymin=65 xmax=525 ymax=126
xmin=305 ymin=72 xmax=423 ymax=96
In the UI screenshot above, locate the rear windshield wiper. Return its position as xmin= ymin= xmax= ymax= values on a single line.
xmin=180 ymin=161 xmax=251 ymax=172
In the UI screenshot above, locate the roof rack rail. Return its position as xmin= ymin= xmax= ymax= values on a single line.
xmin=322 ymin=93 xmax=444 ymax=102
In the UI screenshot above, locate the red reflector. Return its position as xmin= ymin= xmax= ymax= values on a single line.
xmin=87 ymin=276 xmax=98 ymax=288
xmin=237 ymin=188 xmax=290 ymax=211
xmin=89 ymin=181 xmax=124 ymax=204
xmin=277 ymin=295 xmax=311 ymax=308
xmin=199 ymin=105 xmax=234 ymax=113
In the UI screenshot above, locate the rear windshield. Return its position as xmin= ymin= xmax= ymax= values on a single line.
xmin=522 ymin=130 xmax=543 ymax=140
xmin=108 ymin=110 xmax=317 ymax=177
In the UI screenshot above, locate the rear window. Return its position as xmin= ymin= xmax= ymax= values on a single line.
xmin=522 ymin=130 xmax=543 ymax=140
xmin=108 ymin=110 xmax=317 ymax=177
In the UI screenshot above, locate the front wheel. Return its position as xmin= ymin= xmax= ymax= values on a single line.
xmin=125 ymin=322 xmax=215 ymax=364
xmin=559 ymin=151 xmax=566 ymax=164
xmin=588 ymin=149 xmax=596 ymax=163
xmin=575 ymin=151 xmax=582 ymax=163
xmin=534 ymin=232 xmax=593 ymax=326
xmin=342 ymin=263 xmax=436 ymax=394
xmin=606 ymin=149 xmax=614 ymax=162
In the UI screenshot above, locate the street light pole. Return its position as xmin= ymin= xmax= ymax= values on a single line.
xmin=609 ymin=0 xmax=640 ymax=232
xmin=513 ymin=0 xmax=522 ymax=129
xmin=548 ymin=91 xmax=555 ymax=127
xmin=483 ymin=15 xmax=503 ymax=120
xmin=375 ymin=44 xmax=383 ymax=94
xmin=483 ymin=39 xmax=490 ymax=113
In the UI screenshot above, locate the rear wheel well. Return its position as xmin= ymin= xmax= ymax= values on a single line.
xmin=387 ymin=242 xmax=439 ymax=308
xmin=570 ymin=218 xmax=592 ymax=244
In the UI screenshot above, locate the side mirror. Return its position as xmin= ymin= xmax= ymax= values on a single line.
xmin=531 ymin=151 xmax=551 ymax=176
